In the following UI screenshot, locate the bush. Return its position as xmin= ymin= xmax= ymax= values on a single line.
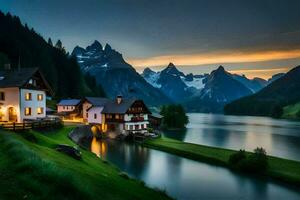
xmin=296 ymin=110 xmax=300 ymax=118
xmin=229 ymin=149 xmax=246 ymax=165
xmin=229 ymin=147 xmax=268 ymax=173
xmin=119 ymin=172 xmax=130 ymax=179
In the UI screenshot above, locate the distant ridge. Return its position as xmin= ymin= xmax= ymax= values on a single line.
xmin=225 ymin=65 xmax=300 ymax=117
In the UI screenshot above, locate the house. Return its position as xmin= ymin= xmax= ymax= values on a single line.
xmin=149 ymin=113 xmax=163 ymax=128
xmin=56 ymin=99 xmax=83 ymax=121
xmin=0 ymin=68 xmax=53 ymax=123
xmin=83 ymin=96 xmax=151 ymax=135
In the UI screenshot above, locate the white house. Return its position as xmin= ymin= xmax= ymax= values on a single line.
xmin=0 ymin=68 xmax=53 ymax=123
xmin=84 ymin=96 xmax=151 ymax=135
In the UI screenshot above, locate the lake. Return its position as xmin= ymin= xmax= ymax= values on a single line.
xmin=88 ymin=113 xmax=300 ymax=200
xmin=163 ymin=113 xmax=300 ymax=161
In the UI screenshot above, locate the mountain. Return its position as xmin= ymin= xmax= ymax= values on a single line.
xmin=0 ymin=11 xmax=101 ymax=98
xmin=224 ymin=66 xmax=300 ymax=117
xmin=143 ymin=64 xmax=255 ymax=113
xmin=267 ymin=73 xmax=285 ymax=84
xmin=72 ymin=41 xmax=171 ymax=106
xmin=231 ymin=74 xmax=268 ymax=92
xmin=184 ymin=66 xmax=253 ymax=112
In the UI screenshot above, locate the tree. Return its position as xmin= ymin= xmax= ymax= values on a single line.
xmin=160 ymin=104 xmax=189 ymax=129
xmin=48 ymin=38 xmax=53 ymax=46
xmin=271 ymin=104 xmax=283 ymax=118
xmin=55 ymin=39 xmax=62 ymax=49
xmin=0 ymin=53 xmax=9 ymax=69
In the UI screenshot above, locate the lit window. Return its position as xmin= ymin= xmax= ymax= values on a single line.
xmin=94 ymin=113 xmax=97 ymax=119
xmin=0 ymin=92 xmax=4 ymax=101
xmin=115 ymin=114 xmax=120 ymax=119
xmin=37 ymin=107 xmax=44 ymax=115
xmin=25 ymin=93 xmax=32 ymax=101
xmin=25 ymin=107 xmax=31 ymax=116
xmin=37 ymin=94 xmax=43 ymax=101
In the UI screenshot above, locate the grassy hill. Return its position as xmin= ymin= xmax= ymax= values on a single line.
xmin=282 ymin=102 xmax=300 ymax=119
xmin=0 ymin=127 xmax=170 ymax=200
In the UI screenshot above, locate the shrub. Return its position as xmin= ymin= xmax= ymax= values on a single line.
xmin=119 ymin=172 xmax=130 ymax=179
xmin=229 ymin=149 xmax=246 ymax=165
xmin=229 ymin=147 xmax=268 ymax=173
xmin=296 ymin=110 xmax=300 ymax=118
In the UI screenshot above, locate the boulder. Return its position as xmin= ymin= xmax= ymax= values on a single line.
xmin=56 ymin=144 xmax=81 ymax=160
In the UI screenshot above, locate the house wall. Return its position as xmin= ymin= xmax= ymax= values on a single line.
xmin=20 ymin=88 xmax=46 ymax=121
xmin=87 ymin=107 xmax=104 ymax=124
xmin=57 ymin=105 xmax=76 ymax=112
xmin=82 ymin=101 xmax=92 ymax=121
xmin=124 ymin=113 xmax=149 ymax=133
xmin=0 ymin=87 xmax=21 ymax=122
xmin=124 ymin=114 xmax=148 ymax=121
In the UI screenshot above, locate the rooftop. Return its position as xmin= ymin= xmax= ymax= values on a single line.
xmin=57 ymin=99 xmax=82 ymax=106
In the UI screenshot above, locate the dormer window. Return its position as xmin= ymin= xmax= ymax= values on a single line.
xmin=28 ymin=79 xmax=36 ymax=86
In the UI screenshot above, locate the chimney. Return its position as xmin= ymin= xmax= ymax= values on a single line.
xmin=4 ymin=63 xmax=11 ymax=70
xmin=116 ymin=95 xmax=122 ymax=104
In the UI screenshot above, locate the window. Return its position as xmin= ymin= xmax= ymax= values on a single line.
xmin=106 ymin=114 xmax=112 ymax=119
xmin=37 ymin=94 xmax=43 ymax=101
xmin=28 ymin=79 xmax=36 ymax=86
xmin=0 ymin=92 xmax=4 ymax=101
xmin=37 ymin=107 xmax=44 ymax=115
xmin=86 ymin=113 xmax=88 ymax=118
xmin=141 ymin=124 xmax=144 ymax=129
xmin=94 ymin=113 xmax=97 ymax=119
xmin=25 ymin=93 xmax=32 ymax=101
xmin=115 ymin=114 xmax=120 ymax=119
xmin=25 ymin=107 xmax=32 ymax=116
xmin=63 ymin=106 xmax=66 ymax=110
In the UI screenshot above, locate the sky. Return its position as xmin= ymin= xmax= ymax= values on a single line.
xmin=1 ymin=0 xmax=300 ymax=79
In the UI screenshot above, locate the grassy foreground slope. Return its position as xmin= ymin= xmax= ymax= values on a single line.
xmin=144 ymin=137 xmax=300 ymax=186
xmin=282 ymin=102 xmax=300 ymax=119
xmin=0 ymin=127 xmax=170 ymax=200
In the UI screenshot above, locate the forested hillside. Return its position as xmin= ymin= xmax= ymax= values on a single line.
xmin=224 ymin=66 xmax=300 ymax=117
xmin=0 ymin=11 xmax=105 ymax=98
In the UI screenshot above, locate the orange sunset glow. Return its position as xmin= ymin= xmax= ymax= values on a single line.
xmin=128 ymin=49 xmax=300 ymax=79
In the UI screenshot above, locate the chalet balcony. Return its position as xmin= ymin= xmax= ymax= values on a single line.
xmin=129 ymin=116 xmax=145 ymax=122
xmin=105 ymin=118 xmax=124 ymax=123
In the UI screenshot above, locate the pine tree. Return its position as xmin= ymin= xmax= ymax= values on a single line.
xmin=55 ymin=39 xmax=62 ymax=49
xmin=48 ymin=38 xmax=53 ymax=46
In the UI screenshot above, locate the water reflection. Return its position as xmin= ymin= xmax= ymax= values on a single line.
xmin=86 ymin=137 xmax=300 ymax=200
xmin=163 ymin=113 xmax=300 ymax=160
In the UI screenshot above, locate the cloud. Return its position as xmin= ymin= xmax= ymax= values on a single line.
xmin=128 ymin=49 xmax=300 ymax=68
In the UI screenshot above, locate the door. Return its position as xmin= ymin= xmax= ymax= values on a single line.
xmin=8 ymin=107 xmax=17 ymax=122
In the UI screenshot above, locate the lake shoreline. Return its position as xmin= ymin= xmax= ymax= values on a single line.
xmin=143 ymin=137 xmax=300 ymax=189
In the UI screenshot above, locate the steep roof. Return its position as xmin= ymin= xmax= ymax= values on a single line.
xmin=101 ymin=98 xmax=136 ymax=114
xmin=84 ymin=97 xmax=110 ymax=106
xmin=57 ymin=99 xmax=81 ymax=106
xmin=0 ymin=68 xmax=53 ymax=95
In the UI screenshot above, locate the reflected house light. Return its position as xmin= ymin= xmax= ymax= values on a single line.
xmin=90 ymin=137 xmax=107 ymax=158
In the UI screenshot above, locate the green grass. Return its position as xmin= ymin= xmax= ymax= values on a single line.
xmin=144 ymin=137 xmax=300 ymax=187
xmin=0 ymin=127 xmax=171 ymax=200
xmin=283 ymin=102 xmax=300 ymax=119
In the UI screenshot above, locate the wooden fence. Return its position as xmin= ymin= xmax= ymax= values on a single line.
xmin=0 ymin=119 xmax=62 ymax=131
